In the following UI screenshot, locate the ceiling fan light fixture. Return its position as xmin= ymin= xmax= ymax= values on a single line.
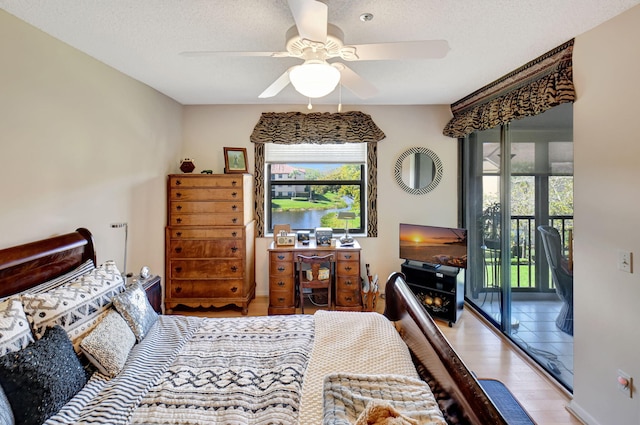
xmin=289 ymin=60 xmax=340 ymax=98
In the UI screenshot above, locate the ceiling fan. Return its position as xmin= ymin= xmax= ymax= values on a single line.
xmin=181 ymin=0 xmax=450 ymax=100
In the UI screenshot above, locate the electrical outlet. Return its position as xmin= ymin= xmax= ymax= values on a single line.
xmin=617 ymin=370 xmax=633 ymax=398
xmin=618 ymin=250 xmax=633 ymax=273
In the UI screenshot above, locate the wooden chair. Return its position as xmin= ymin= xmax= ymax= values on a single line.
xmin=297 ymin=254 xmax=335 ymax=314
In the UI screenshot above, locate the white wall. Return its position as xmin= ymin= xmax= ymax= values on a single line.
xmin=569 ymin=5 xmax=640 ymax=424
xmin=182 ymin=104 xmax=459 ymax=296
xmin=0 ymin=10 xmax=183 ymax=278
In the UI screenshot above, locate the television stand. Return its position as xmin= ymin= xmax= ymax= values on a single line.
xmin=401 ymin=262 xmax=464 ymax=326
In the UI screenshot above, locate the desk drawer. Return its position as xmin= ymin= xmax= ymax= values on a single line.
xmin=336 ymin=290 xmax=362 ymax=307
xmin=269 ymin=276 xmax=294 ymax=292
xmin=336 ymin=261 xmax=359 ymax=276
xmin=337 ymin=251 xmax=359 ymax=262
xmin=337 ymin=276 xmax=360 ymax=291
xmin=269 ymin=289 xmax=295 ymax=307
xmin=270 ymin=260 xmax=294 ymax=276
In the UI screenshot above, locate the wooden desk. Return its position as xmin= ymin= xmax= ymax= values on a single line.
xmin=268 ymin=240 xmax=362 ymax=315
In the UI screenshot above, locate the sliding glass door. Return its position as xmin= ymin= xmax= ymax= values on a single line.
xmin=463 ymin=103 xmax=574 ymax=390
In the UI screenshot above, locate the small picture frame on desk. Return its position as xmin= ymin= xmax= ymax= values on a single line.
xmin=223 ymin=147 xmax=248 ymax=174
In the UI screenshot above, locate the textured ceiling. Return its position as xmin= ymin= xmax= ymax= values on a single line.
xmin=2 ymin=0 xmax=638 ymax=106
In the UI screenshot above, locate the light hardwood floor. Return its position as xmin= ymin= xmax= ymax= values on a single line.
xmin=169 ymin=296 xmax=583 ymax=425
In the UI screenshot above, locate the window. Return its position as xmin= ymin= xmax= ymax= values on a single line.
xmin=264 ymin=143 xmax=366 ymax=234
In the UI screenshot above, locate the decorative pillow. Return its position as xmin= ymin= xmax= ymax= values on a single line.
xmin=80 ymin=310 xmax=135 ymax=377
xmin=0 ymin=298 xmax=34 ymax=357
xmin=112 ymin=282 xmax=158 ymax=342
xmin=21 ymin=262 xmax=125 ymax=345
xmin=0 ymin=325 xmax=87 ymax=425
xmin=24 ymin=259 xmax=96 ymax=296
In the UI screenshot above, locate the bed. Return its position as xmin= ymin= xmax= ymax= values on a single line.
xmin=0 ymin=228 xmax=508 ymax=425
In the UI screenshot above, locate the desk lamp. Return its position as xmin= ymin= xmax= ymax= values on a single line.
xmin=337 ymin=211 xmax=356 ymax=246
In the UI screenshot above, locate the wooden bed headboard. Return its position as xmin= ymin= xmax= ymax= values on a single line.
xmin=384 ymin=272 xmax=508 ymax=425
xmin=0 ymin=228 xmax=96 ymax=298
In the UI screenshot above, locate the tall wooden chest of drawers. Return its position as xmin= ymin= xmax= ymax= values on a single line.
xmin=165 ymin=174 xmax=256 ymax=314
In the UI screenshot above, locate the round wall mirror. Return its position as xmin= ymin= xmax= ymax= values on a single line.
xmin=394 ymin=147 xmax=443 ymax=195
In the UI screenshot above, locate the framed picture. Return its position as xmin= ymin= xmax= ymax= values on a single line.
xmin=223 ymin=147 xmax=248 ymax=174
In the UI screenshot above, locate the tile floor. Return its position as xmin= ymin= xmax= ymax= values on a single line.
xmin=475 ymin=298 xmax=574 ymax=390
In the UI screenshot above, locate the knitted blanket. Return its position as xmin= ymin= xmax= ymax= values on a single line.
xmin=298 ymin=311 xmax=437 ymax=424
xmin=323 ymin=373 xmax=446 ymax=425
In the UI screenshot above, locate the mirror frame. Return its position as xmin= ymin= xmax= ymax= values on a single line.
xmin=394 ymin=147 xmax=443 ymax=195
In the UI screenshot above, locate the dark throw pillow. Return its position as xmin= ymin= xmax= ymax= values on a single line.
xmin=0 ymin=325 xmax=87 ymax=425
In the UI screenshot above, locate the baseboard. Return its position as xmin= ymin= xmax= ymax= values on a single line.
xmin=565 ymin=401 xmax=596 ymax=425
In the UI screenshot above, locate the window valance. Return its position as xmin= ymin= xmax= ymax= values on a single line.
xmin=250 ymin=111 xmax=386 ymax=144
xmin=443 ymin=39 xmax=575 ymax=138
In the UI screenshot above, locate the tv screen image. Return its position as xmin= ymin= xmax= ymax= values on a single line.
xmin=399 ymin=223 xmax=468 ymax=268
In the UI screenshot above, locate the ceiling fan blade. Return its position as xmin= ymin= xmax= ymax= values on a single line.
xmin=332 ymin=63 xmax=377 ymax=99
xmin=347 ymin=40 xmax=450 ymax=61
xmin=287 ymin=0 xmax=327 ymax=42
xmin=180 ymin=51 xmax=289 ymax=58
xmin=258 ymin=67 xmax=295 ymax=98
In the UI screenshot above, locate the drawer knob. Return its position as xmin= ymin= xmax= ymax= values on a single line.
xmin=232 ymin=205 xmax=238 ymax=211
xmin=277 ymin=254 xmax=285 ymax=260
xmin=230 ymin=266 xmax=238 ymax=272
xmin=231 ymin=191 xmax=238 ymax=198
xmin=176 ymin=205 xmax=182 ymax=211
xmin=345 ymin=254 xmax=352 ymax=259
xmin=232 ymin=217 xmax=238 ymax=224
xmin=176 ymin=192 xmax=182 ymax=198
xmin=345 ymin=296 xmax=353 ymax=301
xmin=175 ymin=286 xmax=182 ymax=293
xmin=344 ymin=266 xmax=352 ymax=271
xmin=231 ymin=287 xmax=238 ymax=293
xmin=232 ymin=180 xmax=238 ymax=186
xmin=175 ymin=247 xmax=182 ymax=253
xmin=232 ymin=231 xmax=238 ymax=237
xmin=176 ymin=180 xmax=182 ymax=186
xmin=345 ymin=280 xmax=353 ymax=286
xmin=176 ymin=231 xmax=182 ymax=237
xmin=277 ymin=266 xmax=285 ymax=272
xmin=277 ymin=281 xmax=285 ymax=287
xmin=277 ymin=297 xmax=285 ymax=303
xmin=231 ymin=246 xmax=239 ymax=253
xmin=175 ymin=267 xmax=182 ymax=273
xmin=176 ymin=218 xmax=182 ymax=224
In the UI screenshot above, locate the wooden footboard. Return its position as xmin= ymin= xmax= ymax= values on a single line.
xmin=383 ymin=272 xmax=508 ymax=425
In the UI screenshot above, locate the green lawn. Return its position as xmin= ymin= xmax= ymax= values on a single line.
xmin=271 ymin=192 xmax=347 ymax=211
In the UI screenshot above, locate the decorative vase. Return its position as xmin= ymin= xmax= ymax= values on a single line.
xmin=179 ymin=158 xmax=195 ymax=173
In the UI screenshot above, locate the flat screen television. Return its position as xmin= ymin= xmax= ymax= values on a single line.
xmin=399 ymin=223 xmax=467 ymax=269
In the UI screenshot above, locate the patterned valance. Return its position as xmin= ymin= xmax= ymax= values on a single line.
xmin=443 ymin=39 xmax=575 ymax=138
xmin=250 ymin=111 xmax=385 ymax=144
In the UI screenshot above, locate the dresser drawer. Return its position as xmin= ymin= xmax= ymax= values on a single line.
xmin=168 ymin=239 xmax=244 ymax=258
xmin=169 ymin=175 xmax=244 ymax=189
xmin=169 ymin=259 xmax=244 ymax=278
xmin=169 ymin=188 xmax=243 ymax=202
xmin=170 ymin=280 xmax=246 ymax=298
xmin=169 ymin=201 xmax=243 ymax=214
xmin=168 ymin=227 xmax=244 ymax=239
xmin=169 ymin=213 xmax=244 ymax=226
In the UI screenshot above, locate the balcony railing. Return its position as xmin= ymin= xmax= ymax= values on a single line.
xmin=485 ymin=215 xmax=573 ymax=291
